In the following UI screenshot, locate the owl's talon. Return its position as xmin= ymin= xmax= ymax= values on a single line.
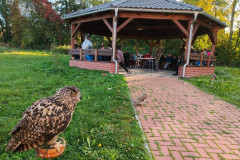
xmin=51 ymin=142 xmax=62 ymax=153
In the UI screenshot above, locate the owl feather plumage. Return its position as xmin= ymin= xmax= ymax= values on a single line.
xmin=6 ymin=86 xmax=81 ymax=152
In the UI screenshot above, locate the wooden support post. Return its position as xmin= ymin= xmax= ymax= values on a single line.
xmin=210 ymin=28 xmax=218 ymax=56
xmin=200 ymin=54 xmax=203 ymax=66
xmin=80 ymin=49 xmax=83 ymax=60
xmin=116 ymin=18 xmax=134 ymax=32
xmin=153 ymin=40 xmax=160 ymax=48
xmin=71 ymin=23 xmax=76 ymax=49
xmin=211 ymin=44 xmax=216 ymax=56
xmin=173 ymin=19 xmax=189 ymax=37
xmin=103 ymin=18 xmax=113 ymax=32
xmin=191 ymin=23 xmax=199 ymax=40
xmin=94 ymin=49 xmax=98 ymax=62
xmin=71 ymin=22 xmax=82 ymax=37
xmin=144 ymin=39 xmax=151 ymax=47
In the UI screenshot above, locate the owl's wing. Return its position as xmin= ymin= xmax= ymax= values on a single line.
xmin=6 ymin=98 xmax=72 ymax=152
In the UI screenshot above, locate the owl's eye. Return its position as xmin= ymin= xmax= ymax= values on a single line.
xmin=73 ymin=92 xmax=77 ymax=96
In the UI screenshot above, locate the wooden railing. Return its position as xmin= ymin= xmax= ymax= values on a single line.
xmin=190 ymin=53 xmax=216 ymax=66
xmin=69 ymin=49 xmax=113 ymax=62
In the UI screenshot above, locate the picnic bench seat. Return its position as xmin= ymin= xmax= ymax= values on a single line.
xmin=69 ymin=49 xmax=113 ymax=61
xmin=190 ymin=53 xmax=216 ymax=66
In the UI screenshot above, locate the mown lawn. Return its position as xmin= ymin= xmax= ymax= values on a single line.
xmin=185 ymin=66 xmax=240 ymax=108
xmin=0 ymin=47 xmax=150 ymax=159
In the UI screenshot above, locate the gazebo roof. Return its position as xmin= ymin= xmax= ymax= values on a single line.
xmin=62 ymin=0 xmax=226 ymax=27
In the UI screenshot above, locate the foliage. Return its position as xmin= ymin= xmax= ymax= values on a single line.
xmin=183 ymin=0 xmax=240 ymax=66
xmin=50 ymin=44 xmax=71 ymax=54
xmin=0 ymin=0 xmax=239 ymax=65
xmin=0 ymin=46 xmax=150 ymax=159
xmin=185 ymin=66 xmax=240 ymax=108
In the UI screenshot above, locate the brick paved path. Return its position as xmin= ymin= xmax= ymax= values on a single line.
xmin=126 ymin=76 xmax=240 ymax=160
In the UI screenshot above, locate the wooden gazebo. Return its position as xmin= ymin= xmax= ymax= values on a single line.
xmin=62 ymin=0 xmax=227 ymax=77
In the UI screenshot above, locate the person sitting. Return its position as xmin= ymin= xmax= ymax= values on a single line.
xmin=129 ymin=52 xmax=135 ymax=68
xmin=163 ymin=53 xmax=172 ymax=69
xmin=101 ymin=43 xmax=105 ymax=49
xmin=134 ymin=52 xmax=139 ymax=68
xmin=143 ymin=52 xmax=151 ymax=68
xmin=82 ymin=35 xmax=93 ymax=61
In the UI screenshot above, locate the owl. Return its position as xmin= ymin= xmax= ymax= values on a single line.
xmin=6 ymin=86 xmax=81 ymax=152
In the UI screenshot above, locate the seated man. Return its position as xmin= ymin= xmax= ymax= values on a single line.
xmin=82 ymin=35 xmax=93 ymax=60
xmin=163 ymin=53 xmax=172 ymax=69
xmin=143 ymin=52 xmax=151 ymax=67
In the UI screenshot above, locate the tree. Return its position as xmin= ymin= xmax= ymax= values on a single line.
xmin=228 ymin=0 xmax=238 ymax=45
xmin=8 ymin=0 xmax=26 ymax=46
xmin=0 ymin=0 xmax=12 ymax=43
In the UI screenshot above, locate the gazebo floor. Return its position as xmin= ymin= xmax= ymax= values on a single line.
xmin=119 ymin=67 xmax=176 ymax=77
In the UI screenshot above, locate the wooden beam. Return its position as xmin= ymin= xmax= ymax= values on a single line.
xmin=117 ymin=38 xmax=123 ymax=44
xmin=196 ymin=19 xmax=211 ymax=29
xmin=118 ymin=12 xmax=193 ymax=20
xmin=191 ymin=23 xmax=199 ymax=39
xmin=117 ymin=18 xmax=134 ymax=32
xmin=71 ymin=23 xmax=76 ymax=49
xmin=192 ymin=36 xmax=197 ymax=45
xmin=153 ymin=40 xmax=160 ymax=48
xmin=72 ymin=13 xmax=114 ymax=24
xmin=83 ymin=25 xmax=178 ymax=31
xmin=144 ymin=39 xmax=151 ymax=47
xmin=208 ymin=28 xmax=218 ymax=45
xmin=211 ymin=44 xmax=216 ymax=56
xmin=103 ymin=18 xmax=113 ymax=33
xmin=208 ymin=33 xmax=215 ymax=45
xmin=117 ymin=34 xmax=182 ymax=40
xmin=81 ymin=29 xmax=184 ymax=39
xmin=173 ymin=19 xmax=189 ymax=37
xmin=72 ymin=22 xmax=82 ymax=37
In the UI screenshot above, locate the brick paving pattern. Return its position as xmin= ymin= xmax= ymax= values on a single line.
xmin=126 ymin=76 xmax=240 ymax=160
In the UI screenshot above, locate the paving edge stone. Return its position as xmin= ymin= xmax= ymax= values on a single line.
xmin=128 ymin=92 xmax=153 ymax=159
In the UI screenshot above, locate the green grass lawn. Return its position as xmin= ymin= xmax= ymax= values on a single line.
xmin=185 ymin=66 xmax=240 ymax=108
xmin=0 ymin=47 xmax=150 ymax=159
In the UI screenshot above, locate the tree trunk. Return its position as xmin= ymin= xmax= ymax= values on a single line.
xmin=234 ymin=27 xmax=240 ymax=51
xmin=229 ymin=0 xmax=237 ymax=45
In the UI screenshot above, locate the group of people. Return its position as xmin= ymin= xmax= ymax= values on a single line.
xmin=190 ymin=48 xmax=213 ymax=66
xmin=75 ymin=36 xmax=186 ymax=74
xmin=122 ymin=51 xmax=152 ymax=68
xmin=116 ymin=43 xmax=184 ymax=75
